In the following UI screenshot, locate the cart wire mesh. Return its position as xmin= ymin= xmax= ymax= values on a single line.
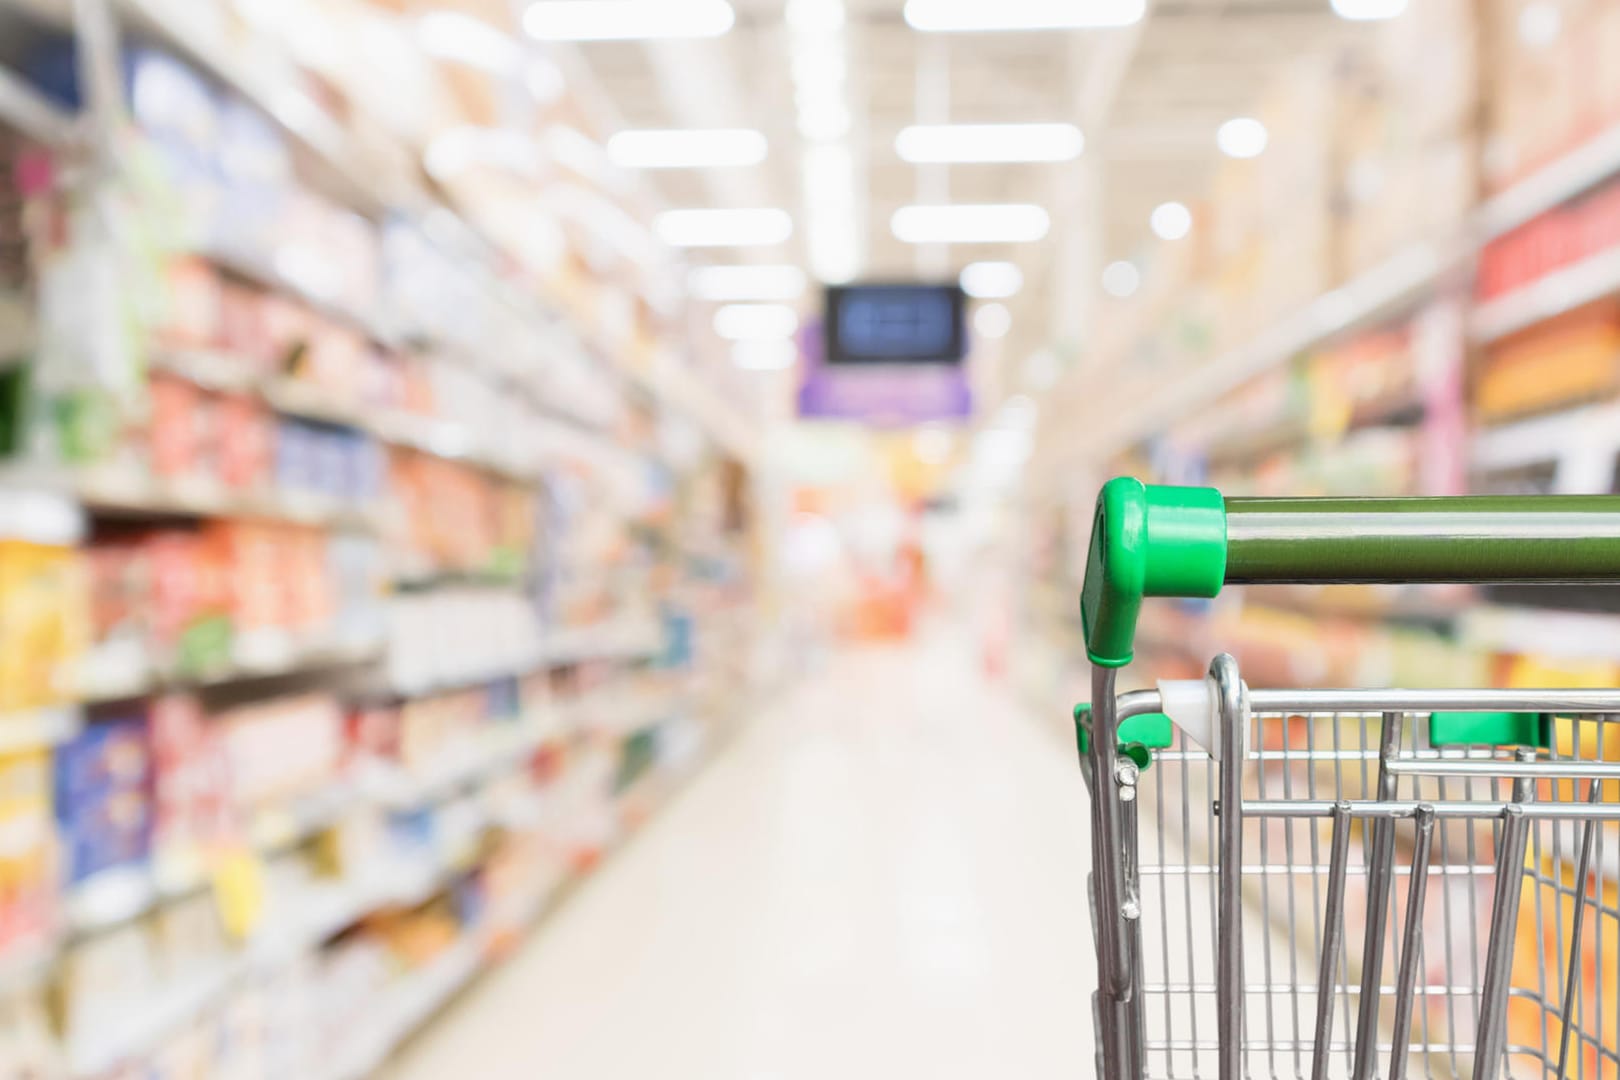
xmin=1121 ymin=698 xmax=1620 ymax=1080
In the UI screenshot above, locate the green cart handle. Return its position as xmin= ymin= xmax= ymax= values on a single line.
xmin=1081 ymin=477 xmax=1620 ymax=668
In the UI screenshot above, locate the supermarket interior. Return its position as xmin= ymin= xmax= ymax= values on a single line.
xmin=0 ymin=0 xmax=1619 ymax=1077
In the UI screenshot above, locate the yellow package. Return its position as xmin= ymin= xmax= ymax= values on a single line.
xmin=0 ymin=539 xmax=90 ymax=713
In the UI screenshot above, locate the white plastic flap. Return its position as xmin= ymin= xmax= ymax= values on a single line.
xmin=1157 ymin=677 xmax=1222 ymax=761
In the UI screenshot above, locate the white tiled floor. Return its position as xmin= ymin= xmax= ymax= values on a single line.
xmin=384 ymin=629 xmax=1098 ymax=1080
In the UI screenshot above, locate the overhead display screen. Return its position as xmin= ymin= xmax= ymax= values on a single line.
xmin=824 ymin=284 xmax=967 ymax=366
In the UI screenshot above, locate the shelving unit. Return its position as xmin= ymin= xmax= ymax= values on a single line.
xmin=0 ymin=2 xmax=767 ymax=1077
xmin=1026 ymin=34 xmax=1620 ymax=1069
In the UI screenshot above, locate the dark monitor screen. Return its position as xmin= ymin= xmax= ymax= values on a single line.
xmin=824 ymin=284 xmax=966 ymax=365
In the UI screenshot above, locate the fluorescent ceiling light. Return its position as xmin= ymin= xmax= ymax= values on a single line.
xmin=1330 ymin=0 xmax=1407 ymax=19
xmin=960 ymin=261 xmax=1023 ymax=299
xmin=607 ymin=128 xmax=767 ymax=169
xmin=524 ymin=0 xmax=735 ymax=41
xmin=657 ymin=208 xmax=794 ymax=247
xmin=891 ymin=204 xmax=1050 ymax=244
xmin=1217 ymin=117 xmax=1268 ymax=159
xmin=688 ymin=264 xmax=807 ymax=301
xmin=896 ymin=123 xmax=1083 ymax=164
xmin=1150 ymin=201 xmax=1192 ymax=241
xmin=904 ymin=0 xmax=1144 ymax=31
xmin=417 ymin=12 xmax=523 ymax=71
xmin=1101 ymin=260 xmax=1140 ymax=298
xmin=732 ymin=339 xmax=799 ymax=371
xmin=714 ymin=303 xmax=800 ymax=341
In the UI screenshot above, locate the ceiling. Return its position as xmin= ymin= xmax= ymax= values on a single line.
xmin=555 ymin=0 xmax=1360 ymax=386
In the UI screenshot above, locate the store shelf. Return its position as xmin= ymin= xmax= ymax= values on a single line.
xmin=386 ymin=617 xmax=663 ymax=699
xmin=1470 ymin=399 xmax=1620 ymax=475
xmin=202 ymin=246 xmax=399 ymax=348
xmin=112 ymin=0 xmax=390 ymax=218
xmin=1476 ymin=122 xmax=1620 ymax=239
xmin=0 ymin=63 xmax=77 ymax=147
xmin=67 ymin=959 xmax=239 ymax=1078
xmin=73 ymin=465 xmax=386 ymax=531
xmin=1076 ymin=242 xmax=1449 ymax=460
xmin=0 ymin=705 xmax=81 ymax=752
xmin=317 ymin=937 xmax=483 ymax=1080
xmin=1459 ymin=604 xmax=1620 ymax=662
xmin=363 ymin=715 xmax=558 ymax=812
xmin=152 ymin=348 xmax=562 ymax=483
xmin=0 ymin=936 xmax=57 ymax=997
xmin=78 ymin=634 xmax=383 ymax=704
xmin=1469 ymin=246 xmax=1620 ymax=344
xmin=539 ymin=618 xmax=665 ymax=667
xmin=62 ymin=853 xmax=468 ymax=1078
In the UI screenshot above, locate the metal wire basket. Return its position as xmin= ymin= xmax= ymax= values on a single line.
xmin=1075 ymin=481 xmax=1620 ymax=1079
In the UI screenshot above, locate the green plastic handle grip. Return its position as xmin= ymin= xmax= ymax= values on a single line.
xmin=1081 ymin=479 xmax=1620 ymax=667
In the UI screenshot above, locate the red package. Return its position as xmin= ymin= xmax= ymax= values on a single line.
xmin=260 ymin=293 xmax=310 ymax=376
xmin=216 ymin=394 xmax=272 ymax=491
xmin=149 ymin=694 xmax=234 ymax=861
xmin=87 ymin=541 xmax=147 ymax=649
xmin=148 ymin=373 xmax=201 ymax=480
xmin=147 ymin=532 xmax=197 ymax=650
xmin=218 ymin=282 xmax=275 ymax=375
xmin=215 ymin=522 xmax=280 ymax=633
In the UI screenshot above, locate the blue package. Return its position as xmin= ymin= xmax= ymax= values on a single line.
xmin=55 ymin=718 xmax=153 ymax=883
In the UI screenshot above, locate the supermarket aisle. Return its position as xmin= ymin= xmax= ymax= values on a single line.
xmin=385 ymin=628 xmax=1097 ymax=1080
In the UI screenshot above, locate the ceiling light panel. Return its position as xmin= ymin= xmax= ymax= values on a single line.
xmin=891 ymin=204 xmax=1051 ymax=244
xmin=1217 ymin=117 xmax=1268 ymax=159
xmin=896 ymin=123 xmax=1083 ymax=164
xmin=960 ymin=261 xmax=1024 ymax=299
xmin=1149 ymin=201 xmax=1192 ymax=241
xmin=607 ymin=129 xmax=767 ymax=169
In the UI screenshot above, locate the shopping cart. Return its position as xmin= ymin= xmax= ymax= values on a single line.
xmin=1075 ymin=480 xmax=1620 ymax=1080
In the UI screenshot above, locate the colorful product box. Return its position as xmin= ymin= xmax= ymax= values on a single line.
xmin=0 ymin=749 xmax=58 ymax=956
xmin=55 ymin=717 xmax=153 ymax=884
xmin=0 ymin=538 xmax=88 ymax=711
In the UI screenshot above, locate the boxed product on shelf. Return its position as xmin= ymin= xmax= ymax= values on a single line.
xmin=148 ymin=694 xmax=232 ymax=881
xmin=54 ymin=717 xmax=152 ymax=885
xmin=1477 ymin=174 xmax=1620 ymax=301
xmin=389 ymin=452 xmax=535 ymax=579
xmin=1482 ymin=0 xmax=1620 ymax=190
xmin=215 ymin=96 xmax=294 ymax=261
xmin=0 ymin=748 xmax=58 ymax=960
xmin=154 ymin=258 xmax=224 ymax=351
xmin=216 ymin=694 xmax=344 ymax=817
xmin=56 ymin=921 xmax=157 ymax=1068
xmin=151 ymin=888 xmax=227 ymax=984
xmin=0 ymin=989 xmax=58 ymax=1077
xmin=1476 ymin=307 xmax=1620 ymax=420
xmin=0 ymin=530 xmax=87 ymax=711
xmin=382 ymin=588 xmax=545 ymax=694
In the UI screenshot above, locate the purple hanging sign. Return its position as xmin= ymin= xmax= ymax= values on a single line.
xmin=795 ymin=319 xmax=973 ymax=425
